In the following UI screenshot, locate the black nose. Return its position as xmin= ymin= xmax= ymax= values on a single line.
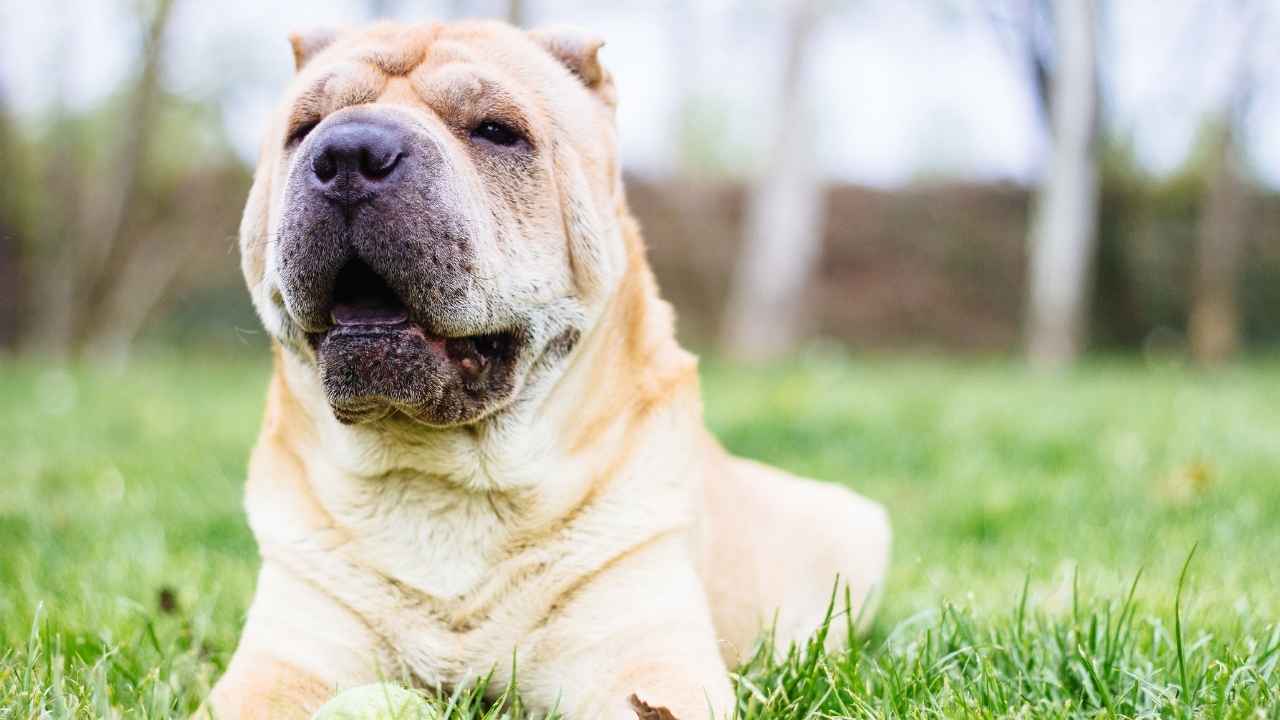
xmin=309 ymin=120 xmax=407 ymax=208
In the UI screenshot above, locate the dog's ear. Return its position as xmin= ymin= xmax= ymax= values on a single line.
xmin=529 ymin=25 xmax=615 ymax=106
xmin=289 ymin=28 xmax=338 ymax=71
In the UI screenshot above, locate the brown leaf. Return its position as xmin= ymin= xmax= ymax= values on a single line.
xmin=629 ymin=694 xmax=680 ymax=720
xmin=157 ymin=586 xmax=178 ymax=615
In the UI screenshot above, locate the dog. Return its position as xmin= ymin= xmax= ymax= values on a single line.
xmin=205 ymin=19 xmax=890 ymax=720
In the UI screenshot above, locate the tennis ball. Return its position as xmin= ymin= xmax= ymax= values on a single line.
xmin=310 ymin=683 xmax=436 ymax=720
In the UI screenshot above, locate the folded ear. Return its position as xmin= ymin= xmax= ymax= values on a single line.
xmin=289 ymin=28 xmax=338 ymax=71
xmin=528 ymin=25 xmax=615 ymax=106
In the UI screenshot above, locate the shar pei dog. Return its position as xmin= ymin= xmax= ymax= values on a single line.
xmin=206 ymin=19 xmax=890 ymax=720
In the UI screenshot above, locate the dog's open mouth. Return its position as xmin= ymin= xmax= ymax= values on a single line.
xmin=306 ymin=258 xmax=521 ymax=423
xmin=329 ymin=259 xmax=410 ymax=327
xmin=313 ymin=259 xmax=517 ymax=371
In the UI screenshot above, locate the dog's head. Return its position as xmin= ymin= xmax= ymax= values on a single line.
xmin=241 ymin=21 xmax=626 ymax=427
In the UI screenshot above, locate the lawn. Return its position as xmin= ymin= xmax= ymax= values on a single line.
xmin=2 ymin=352 xmax=1278 ymax=717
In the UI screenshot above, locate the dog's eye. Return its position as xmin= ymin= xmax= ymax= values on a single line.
xmin=286 ymin=120 xmax=320 ymax=148
xmin=471 ymin=120 xmax=524 ymax=148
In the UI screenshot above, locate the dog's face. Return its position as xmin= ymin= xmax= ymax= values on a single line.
xmin=241 ymin=21 xmax=624 ymax=427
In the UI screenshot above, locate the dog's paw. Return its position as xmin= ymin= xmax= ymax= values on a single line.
xmin=628 ymin=694 xmax=680 ymax=720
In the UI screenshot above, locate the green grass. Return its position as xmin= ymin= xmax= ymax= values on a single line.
xmin=2 ymin=351 xmax=1279 ymax=717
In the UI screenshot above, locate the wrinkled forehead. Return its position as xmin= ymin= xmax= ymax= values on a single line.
xmin=283 ymin=22 xmax=557 ymax=129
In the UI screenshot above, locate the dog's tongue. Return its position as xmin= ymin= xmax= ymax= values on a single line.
xmin=331 ymin=301 xmax=409 ymax=326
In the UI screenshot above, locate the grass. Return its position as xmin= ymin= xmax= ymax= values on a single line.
xmin=2 ymin=350 xmax=1279 ymax=717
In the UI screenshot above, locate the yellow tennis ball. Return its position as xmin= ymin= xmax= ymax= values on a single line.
xmin=310 ymin=683 xmax=435 ymax=720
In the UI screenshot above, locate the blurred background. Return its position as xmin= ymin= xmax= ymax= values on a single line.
xmin=4 ymin=5 xmax=1280 ymax=712
xmin=1 ymin=0 xmax=1278 ymax=366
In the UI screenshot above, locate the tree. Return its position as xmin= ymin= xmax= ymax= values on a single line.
xmin=505 ymin=0 xmax=525 ymax=27
xmin=0 ymin=80 xmax=20 ymax=350
xmin=1190 ymin=121 xmax=1248 ymax=365
xmin=79 ymin=0 xmax=182 ymax=359
xmin=22 ymin=0 xmax=182 ymax=360
xmin=720 ymin=0 xmax=825 ymax=361
xmin=1024 ymin=0 xmax=1100 ymax=369
xmin=1189 ymin=0 xmax=1268 ymax=366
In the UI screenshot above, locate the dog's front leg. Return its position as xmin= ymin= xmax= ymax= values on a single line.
xmin=520 ymin=535 xmax=735 ymax=720
xmin=199 ymin=564 xmax=390 ymax=719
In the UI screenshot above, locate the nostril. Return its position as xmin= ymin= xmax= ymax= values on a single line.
xmin=360 ymin=147 xmax=402 ymax=180
xmin=313 ymin=149 xmax=338 ymax=183
xmin=307 ymin=121 xmax=408 ymax=193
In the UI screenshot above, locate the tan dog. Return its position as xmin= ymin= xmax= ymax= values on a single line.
xmin=207 ymin=19 xmax=890 ymax=720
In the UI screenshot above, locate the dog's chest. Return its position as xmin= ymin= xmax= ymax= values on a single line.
xmin=297 ymin=475 xmax=621 ymax=687
xmin=344 ymin=478 xmax=510 ymax=596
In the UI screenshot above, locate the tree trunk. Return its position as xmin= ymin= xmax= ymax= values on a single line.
xmin=21 ymin=68 xmax=86 ymax=357
xmin=720 ymin=0 xmax=824 ymax=361
xmin=76 ymin=0 xmax=175 ymax=328
xmin=506 ymin=0 xmax=525 ymax=27
xmin=1025 ymin=0 xmax=1100 ymax=369
xmin=79 ymin=226 xmax=200 ymax=363
xmin=0 ymin=81 xmax=20 ymax=351
xmin=0 ymin=228 xmax=14 ymax=351
xmin=1189 ymin=122 xmax=1248 ymax=365
xmin=1187 ymin=0 xmax=1263 ymax=366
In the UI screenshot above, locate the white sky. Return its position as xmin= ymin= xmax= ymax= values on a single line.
xmin=3 ymin=0 xmax=1279 ymax=188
